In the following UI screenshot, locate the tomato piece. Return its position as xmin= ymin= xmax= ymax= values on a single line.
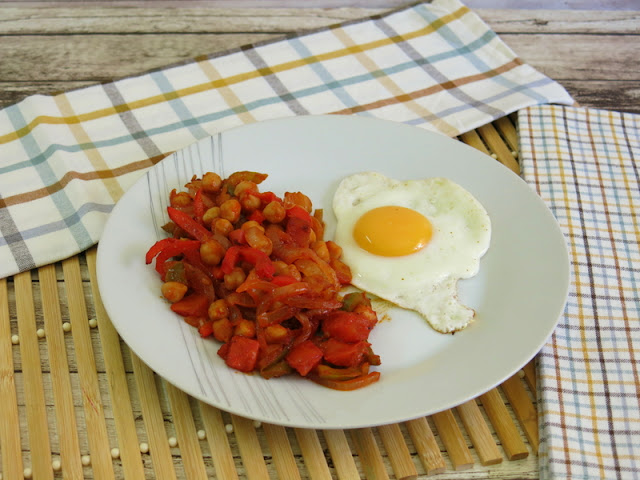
xmin=170 ymin=293 xmax=209 ymax=317
xmin=285 ymin=340 xmax=323 ymax=376
xmin=248 ymin=209 xmax=265 ymax=223
xmin=322 ymin=311 xmax=376 ymax=342
xmin=198 ymin=320 xmax=214 ymax=338
xmin=224 ymin=336 xmax=260 ymax=373
xmin=322 ymin=338 xmax=369 ymax=367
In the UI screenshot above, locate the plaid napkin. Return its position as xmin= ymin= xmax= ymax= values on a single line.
xmin=518 ymin=105 xmax=640 ymax=480
xmin=0 ymin=0 xmax=572 ymax=279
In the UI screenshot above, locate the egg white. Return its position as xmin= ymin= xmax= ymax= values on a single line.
xmin=333 ymin=172 xmax=491 ymax=333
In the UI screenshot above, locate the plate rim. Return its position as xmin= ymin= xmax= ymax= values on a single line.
xmin=97 ymin=114 xmax=570 ymax=429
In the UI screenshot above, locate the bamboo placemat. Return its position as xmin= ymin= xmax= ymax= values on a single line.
xmin=0 ymin=115 xmax=540 ymax=480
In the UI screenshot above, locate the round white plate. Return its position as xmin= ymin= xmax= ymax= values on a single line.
xmin=97 ymin=115 xmax=569 ymax=429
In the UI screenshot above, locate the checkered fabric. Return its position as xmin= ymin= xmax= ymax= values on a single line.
xmin=518 ymin=105 xmax=640 ymax=480
xmin=0 ymin=0 xmax=572 ymax=279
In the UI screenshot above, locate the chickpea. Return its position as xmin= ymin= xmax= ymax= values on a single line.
xmin=233 ymin=180 xmax=257 ymax=197
xmin=224 ymin=267 xmax=246 ymax=291
xmin=241 ymin=220 xmax=264 ymax=233
xmin=220 ymin=199 xmax=241 ymax=223
xmin=240 ymin=192 xmax=261 ymax=212
xmin=273 ymin=261 xmax=302 ymax=281
xmin=284 ymin=192 xmax=312 ymax=212
xmin=213 ymin=218 xmax=234 ymax=236
xmin=200 ymin=239 xmax=226 ymax=266
xmin=170 ymin=191 xmax=192 ymax=208
xmin=202 ymin=172 xmax=222 ymax=193
xmin=208 ymin=299 xmax=229 ymax=321
xmin=262 ymin=201 xmax=286 ymax=223
xmin=234 ymin=319 xmax=256 ymax=338
xmin=202 ymin=206 xmax=220 ymax=226
xmin=244 ymin=226 xmax=273 ymax=256
xmin=311 ymin=240 xmax=330 ymax=262
xmin=326 ymin=240 xmax=343 ymax=260
xmin=161 ymin=282 xmax=188 ymax=303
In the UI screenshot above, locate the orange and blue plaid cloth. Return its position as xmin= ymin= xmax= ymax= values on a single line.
xmin=0 ymin=0 xmax=572 ymax=279
xmin=519 ymin=105 xmax=640 ymax=480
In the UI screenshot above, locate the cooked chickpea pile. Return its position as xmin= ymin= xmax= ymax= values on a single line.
xmin=146 ymin=171 xmax=381 ymax=390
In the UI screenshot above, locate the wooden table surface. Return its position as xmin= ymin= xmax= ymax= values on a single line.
xmin=1 ymin=2 xmax=638 ymax=480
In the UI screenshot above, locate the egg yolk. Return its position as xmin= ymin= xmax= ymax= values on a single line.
xmin=353 ymin=206 xmax=432 ymax=256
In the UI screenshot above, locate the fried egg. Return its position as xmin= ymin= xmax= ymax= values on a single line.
xmin=333 ymin=172 xmax=491 ymax=333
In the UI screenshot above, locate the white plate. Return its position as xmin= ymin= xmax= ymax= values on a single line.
xmin=97 ymin=115 xmax=569 ymax=429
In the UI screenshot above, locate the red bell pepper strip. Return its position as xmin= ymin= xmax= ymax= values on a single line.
xmin=146 ymin=237 xmax=176 ymax=264
xmin=286 ymin=204 xmax=312 ymax=223
xmin=146 ymin=239 xmax=201 ymax=276
xmin=193 ymin=188 xmax=205 ymax=223
xmin=167 ymin=206 xmax=211 ymax=241
xmin=258 ymin=191 xmax=282 ymax=204
xmin=270 ymin=275 xmax=298 ymax=286
xmin=221 ymin=246 xmax=275 ymax=280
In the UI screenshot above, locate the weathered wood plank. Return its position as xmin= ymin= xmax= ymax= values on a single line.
xmin=0 ymin=34 xmax=278 ymax=82
xmin=0 ymin=33 xmax=636 ymax=83
xmin=1 ymin=7 xmax=637 ymax=35
xmin=0 ymin=7 xmax=384 ymax=34
xmin=500 ymin=33 xmax=640 ymax=81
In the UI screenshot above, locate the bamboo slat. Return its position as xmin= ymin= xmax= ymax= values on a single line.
xmin=166 ymin=383 xmax=209 ymax=479
xmin=350 ymin=428 xmax=389 ymax=480
xmin=405 ymin=417 xmax=446 ymax=475
xmin=86 ymin=248 xmax=146 ymax=479
xmin=200 ymin=403 xmax=240 ymax=480
xmin=500 ymin=376 xmax=539 ymax=453
xmin=523 ymin=360 xmax=538 ymax=396
xmin=377 ymin=423 xmax=417 ymax=480
xmin=263 ymin=423 xmax=302 ymax=480
xmin=0 ymin=277 xmax=24 ymax=480
xmin=14 ymin=271 xmax=53 ymax=480
xmin=479 ymin=389 xmax=529 ymax=461
xmin=323 ymin=429 xmax=361 ymax=479
xmin=39 ymin=264 xmax=84 ymax=479
xmin=476 ymin=123 xmax=520 ymax=173
xmin=131 ymin=353 xmax=178 ymax=480
xmin=231 ymin=414 xmax=270 ymax=480
xmin=456 ymin=400 xmax=503 ymax=466
xmin=61 ymin=257 xmax=114 ymax=480
xmin=431 ymin=410 xmax=474 ymax=471
xmin=293 ymin=428 xmax=332 ymax=480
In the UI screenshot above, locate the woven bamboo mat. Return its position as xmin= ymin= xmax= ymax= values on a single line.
xmin=0 ymin=115 xmax=541 ymax=480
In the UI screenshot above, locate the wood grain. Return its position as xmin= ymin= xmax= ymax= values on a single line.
xmin=0 ymin=278 xmax=25 ymax=480
xmin=39 ymin=264 xmax=85 ymax=479
xmin=431 ymin=410 xmax=474 ymax=471
xmin=405 ymin=417 xmax=446 ymax=475
xmin=14 ymin=271 xmax=54 ymax=480
xmin=86 ymin=248 xmax=146 ymax=479
xmin=351 ymin=428 xmax=389 ymax=480
xmin=479 ymin=389 xmax=529 ymax=461
xmin=456 ymin=400 xmax=503 ymax=466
